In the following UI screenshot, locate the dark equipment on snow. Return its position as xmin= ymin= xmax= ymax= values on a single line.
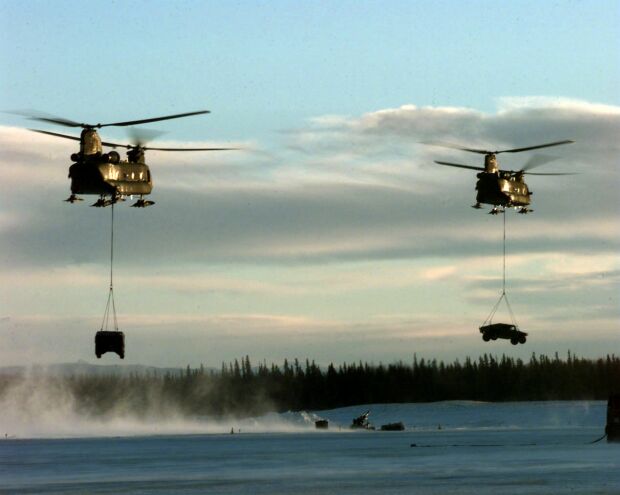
xmin=606 ymin=393 xmax=620 ymax=442
xmin=315 ymin=420 xmax=329 ymax=429
xmin=19 ymin=110 xmax=237 ymax=207
xmin=351 ymin=411 xmax=375 ymax=430
xmin=380 ymin=422 xmax=405 ymax=431
xmin=428 ymin=139 xmax=574 ymax=213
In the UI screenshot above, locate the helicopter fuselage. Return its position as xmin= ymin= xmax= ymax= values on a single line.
xmin=25 ymin=109 xmax=227 ymax=207
xmin=69 ymin=156 xmax=153 ymax=197
xmin=431 ymin=140 xmax=573 ymax=213
xmin=475 ymin=171 xmax=531 ymax=208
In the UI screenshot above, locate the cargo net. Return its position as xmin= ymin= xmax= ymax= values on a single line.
xmin=100 ymin=203 xmax=119 ymax=332
xmin=481 ymin=210 xmax=519 ymax=328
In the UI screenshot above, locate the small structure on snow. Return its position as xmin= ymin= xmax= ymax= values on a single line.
xmin=606 ymin=393 xmax=620 ymax=442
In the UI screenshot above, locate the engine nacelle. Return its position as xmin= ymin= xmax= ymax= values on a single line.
xmin=105 ymin=151 xmax=121 ymax=164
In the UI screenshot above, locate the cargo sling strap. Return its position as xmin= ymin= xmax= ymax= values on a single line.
xmin=100 ymin=203 xmax=119 ymax=332
xmin=482 ymin=211 xmax=518 ymax=327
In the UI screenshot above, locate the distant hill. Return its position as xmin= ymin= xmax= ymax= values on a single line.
xmin=0 ymin=361 xmax=186 ymax=377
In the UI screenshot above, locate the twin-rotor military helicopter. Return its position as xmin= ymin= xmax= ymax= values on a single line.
xmin=429 ymin=140 xmax=575 ymax=214
xmin=26 ymin=110 xmax=235 ymax=207
xmin=24 ymin=109 xmax=575 ymax=213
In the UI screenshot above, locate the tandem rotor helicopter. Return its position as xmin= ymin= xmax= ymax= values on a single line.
xmin=25 ymin=110 xmax=236 ymax=207
xmin=430 ymin=140 xmax=575 ymax=214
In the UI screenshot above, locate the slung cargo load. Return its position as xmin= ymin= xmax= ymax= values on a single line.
xmin=95 ymin=330 xmax=125 ymax=359
xmin=479 ymin=323 xmax=527 ymax=345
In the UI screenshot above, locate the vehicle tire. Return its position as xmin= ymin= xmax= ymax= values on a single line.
xmin=482 ymin=334 xmax=491 ymax=342
xmin=96 ymin=353 xmax=101 ymax=359
xmin=510 ymin=338 xmax=518 ymax=345
xmin=518 ymin=335 xmax=526 ymax=344
xmin=491 ymin=335 xmax=498 ymax=340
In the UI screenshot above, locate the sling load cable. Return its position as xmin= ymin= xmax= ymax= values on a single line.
xmin=95 ymin=201 xmax=125 ymax=359
xmin=100 ymin=202 xmax=119 ymax=333
xmin=481 ymin=210 xmax=518 ymax=327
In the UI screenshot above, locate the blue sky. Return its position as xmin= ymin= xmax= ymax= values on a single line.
xmin=1 ymin=1 xmax=618 ymax=139
xmin=0 ymin=1 xmax=618 ymax=367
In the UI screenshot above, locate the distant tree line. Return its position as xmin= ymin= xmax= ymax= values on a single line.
xmin=1 ymin=352 xmax=618 ymax=418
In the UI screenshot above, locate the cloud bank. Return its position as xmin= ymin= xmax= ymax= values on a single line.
xmin=0 ymin=98 xmax=618 ymax=366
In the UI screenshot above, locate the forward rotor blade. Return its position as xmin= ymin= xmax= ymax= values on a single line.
xmin=28 ymin=115 xmax=84 ymax=128
xmin=30 ymin=127 xmax=240 ymax=153
xmin=423 ymin=141 xmax=490 ymax=155
xmin=434 ymin=160 xmax=485 ymax=171
xmin=29 ymin=128 xmax=81 ymax=142
xmin=99 ymin=110 xmax=211 ymax=127
xmin=496 ymin=140 xmax=574 ymax=154
xmin=425 ymin=139 xmax=575 ymax=155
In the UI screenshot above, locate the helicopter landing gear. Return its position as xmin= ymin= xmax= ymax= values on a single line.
xmin=91 ymin=197 xmax=113 ymax=208
xmin=131 ymin=197 xmax=155 ymax=208
xmin=91 ymin=194 xmax=124 ymax=207
xmin=518 ymin=207 xmax=533 ymax=214
xmin=471 ymin=203 xmax=482 ymax=209
xmin=489 ymin=207 xmax=504 ymax=215
xmin=64 ymin=194 xmax=83 ymax=203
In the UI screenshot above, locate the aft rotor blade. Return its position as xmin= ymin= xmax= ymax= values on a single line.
xmin=99 ymin=110 xmax=211 ymax=128
xmin=99 ymin=141 xmax=239 ymax=151
xmin=521 ymin=154 xmax=560 ymax=172
xmin=523 ymin=171 xmax=578 ymax=176
xmin=143 ymin=146 xmax=239 ymax=151
xmin=434 ymin=160 xmax=485 ymax=171
xmin=128 ymin=128 xmax=166 ymax=148
xmin=101 ymin=140 xmax=133 ymax=149
xmin=29 ymin=128 xmax=81 ymax=142
xmin=496 ymin=140 xmax=574 ymax=154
